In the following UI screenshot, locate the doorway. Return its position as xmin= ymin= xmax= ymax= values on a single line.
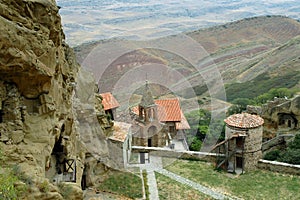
xmin=148 ymin=138 xmax=152 ymax=147
xmin=236 ymin=156 xmax=243 ymax=169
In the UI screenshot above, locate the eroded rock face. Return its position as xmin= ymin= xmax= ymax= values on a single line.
xmin=0 ymin=0 xmax=113 ymax=199
xmin=248 ymin=96 xmax=300 ymax=140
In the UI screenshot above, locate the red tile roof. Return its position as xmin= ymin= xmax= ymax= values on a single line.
xmin=100 ymin=92 xmax=120 ymax=111
xmin=131 ymin=98 xmax=190 ymax=129
xmin=176 ymin=111 xmax=191 ymax=130
xmin=155 ymin=99 xmax=182 ymax=122
xmin=224 ymin=113 xmax=264 ymax=129
xmin=109 ymin=122 xmax=131 ymax=142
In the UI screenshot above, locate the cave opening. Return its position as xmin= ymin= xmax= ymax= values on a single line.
xmin=53 ymin=137 xmax=64 ymax=156
xmin=81 ymin=165 xmax=87 ymax=190
xmin=0 ymin=109 xmax=3 ymax=123
xmin=52 ymin=136 xmax=64 ymax=175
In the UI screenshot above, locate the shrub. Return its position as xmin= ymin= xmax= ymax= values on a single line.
xmin=0 ymin=170 xmax=19 ymax=200
xmin=263 ymin=149 xmax=281 ymax=161
xmin=265 ymin=135 xmax=300 ymax=165
xmin=189 ymin=138 xmax=202 ymax=151
xmin=58 ymin=183 xmax=73 ymax=200
xmin=288 ymin=134 xmax=300 ymax=150
xmin=278 ymin=149 xmax=300 ymax=165
xmin=0 ymin=149 xmax=26 ymax=200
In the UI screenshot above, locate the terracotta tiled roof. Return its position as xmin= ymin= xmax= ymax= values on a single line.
xmin=224 ymin=113 xmax=264 ymax=129
xmin=176 ymin=111 xmax=191 ymax=130
xmin=109 ymin=121 xmax=131 ymax=142
xmin=131 ymin=98 xmax=187 ymax=125
xmin=100 ymin=92 xmax=120 ymax=111
xmin=131 ymin=98 xmax=190 ymax=129
xmin=155 ymin=99 xmax=182 ymax=122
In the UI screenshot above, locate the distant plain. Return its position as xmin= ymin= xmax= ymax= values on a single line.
xmin=56 ymin=0 xmax=300 ymax=46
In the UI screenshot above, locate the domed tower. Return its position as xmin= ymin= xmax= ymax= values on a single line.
xmin=224 ymin=113 xmax=264 ymax=173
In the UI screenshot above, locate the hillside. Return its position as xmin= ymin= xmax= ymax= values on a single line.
xmin=75 ymin=16 xmax=300 ymax=103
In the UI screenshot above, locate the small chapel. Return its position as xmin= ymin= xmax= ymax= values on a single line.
xmin=130 ymin=82 xmax=190 ymax=148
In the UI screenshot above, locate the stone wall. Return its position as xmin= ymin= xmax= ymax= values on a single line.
xmin=132 ymin=146 xmax=221 ymax=163
xmin=258 ymin=159 xmax=300 ymax=175
xmin=262 ymin=134 xmax=294 ymax=154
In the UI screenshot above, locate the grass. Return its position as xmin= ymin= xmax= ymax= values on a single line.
xmin=166 ymin=159 xmax=300 ymax=200
xmin=97 ymin=171 xmax=143 ymax=199
xmin=155 ymin=172 xmax=213 ymax=200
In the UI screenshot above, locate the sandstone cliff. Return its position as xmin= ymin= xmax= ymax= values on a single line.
xmin=0 ymin=0 xmax=113 ymax=199
xmin=247 ymin=96 xmax=300 ymax=140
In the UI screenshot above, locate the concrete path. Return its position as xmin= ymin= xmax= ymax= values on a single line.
xmin=145 ymin=169 xmax=159 ymax=200
xmin=139 ymin=156 xmax=163 ymax=200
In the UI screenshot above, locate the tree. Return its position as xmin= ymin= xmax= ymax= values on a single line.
xmin=288 ymin=134 xmax=300 ymax=150
xmin=227 ymin=98 xmax=255 ymax=116
xmin=190 ymin=138 xmax=202 ymax=151
xmin=278 ymin=149 xmax=300 ymax=165
xmin=254 ymin=87 xmax=295 ymax=105
xmin=264 ymin=134 xmax=300 ymax=164
xmin=263 ymin=149 xmax=281 ymax=161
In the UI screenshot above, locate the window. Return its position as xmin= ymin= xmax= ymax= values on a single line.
xmin=169 ymin=126 xmax=175 ymax=133
xmin=236 ymin=137 xmax=244 ymax=149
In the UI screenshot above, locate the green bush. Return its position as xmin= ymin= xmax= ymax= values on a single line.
xmin=0 ymin=149 xmax=26 ymax=200
xmin=0 ymin=170 xmax=19 ymax=200
xmin=58 ymin=183 xmax=73 ymax=200
xmin=288 ymin=134 xmax=300 ymax=150
xmin=264 ymin=135 xmax=300 ymax=164
xmin=278 ymin=149 xmax=300 ymax=165
xmin=189 ymin=138 xmax=202 ymax=151
xmin=263 ymin=149 xmax=281 ymax=161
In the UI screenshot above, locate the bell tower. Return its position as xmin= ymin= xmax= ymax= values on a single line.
xmin=138 ymin=81 xmax=158 ymax=123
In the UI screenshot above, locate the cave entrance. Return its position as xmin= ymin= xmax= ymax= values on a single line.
xmin=81 ymin=165 xmax=87 ymax=190
xmin=288 ymin=120 xmax=292 ymax=128
xmin=0 ymin=109 xmax=3 ymax=123
xmin=278 ymin=114 xmax=298 ymax=129
xmin=47 ymin=135 xmax=76 ymax=184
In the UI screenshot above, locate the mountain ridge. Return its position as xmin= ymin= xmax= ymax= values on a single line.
xmin=75 ymin=15 xmax=300 ymax=102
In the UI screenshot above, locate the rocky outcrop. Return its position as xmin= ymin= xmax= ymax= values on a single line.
xmin=0 ymin=0 xmax=114 ymax=199
xmin=247 ymin=96 xmax=300 ymax=140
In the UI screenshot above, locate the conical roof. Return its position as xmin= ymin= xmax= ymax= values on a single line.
xmin=139 ymin=82 xmax=155 ymax=107
xmin=224 ymin=113 xmax=264 ymax=129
